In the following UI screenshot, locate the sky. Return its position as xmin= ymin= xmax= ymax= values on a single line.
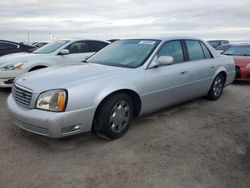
xmin=0 ymin=0 xmax=250 ymax=42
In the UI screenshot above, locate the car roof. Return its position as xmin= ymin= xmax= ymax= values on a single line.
xmin=207 ymin=40 xmax=229 ymax=42
xmin=0 ymin=40 xmax=34 ymax=48
xmin=59 ymin=39 xmax=111 ymax=43
xmin=0 ymin=40 xmax=20 ymax=45
xmin=233 ymin=43 xmax=250 ymax=47
xmin=119 ymin=36 xmax=204 ymax=42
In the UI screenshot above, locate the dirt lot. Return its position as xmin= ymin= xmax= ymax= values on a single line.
xmin=0 ymin=83 xmax=250 ymax=188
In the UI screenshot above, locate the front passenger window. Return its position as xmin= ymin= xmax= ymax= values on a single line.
xmin=157 ymin=40 xmax=184 ymax=63
xmin=67 ymin=42 xmax=90 ymax=54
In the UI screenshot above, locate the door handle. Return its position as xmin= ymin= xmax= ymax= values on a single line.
xmin=180 ymin=71 xmax=188 ymax=75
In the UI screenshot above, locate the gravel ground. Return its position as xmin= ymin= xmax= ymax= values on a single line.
xmin=0 ymin=83 xmax=250 ymax=188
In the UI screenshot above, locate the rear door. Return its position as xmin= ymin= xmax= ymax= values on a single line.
xmin=184 ymin=40 xmax=217 ymax=98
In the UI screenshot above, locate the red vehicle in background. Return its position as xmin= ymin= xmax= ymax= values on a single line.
xmin=223 ymin=44 xmax=250 ymax=81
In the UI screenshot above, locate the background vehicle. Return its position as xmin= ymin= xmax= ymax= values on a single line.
xmin=7 ymin=37 xmax=235 ymax=140
xmin=207 ymin=40 xmax=229 ymax=48
xmin=0 ymin=39 xmax=110 ymax=87
xmin=0 ymin=40 xmax=36 ymax=57
xmin=216 ymin=44 xmax=234 ymax=53
xmin=222 ymin=44 xmax=250 ymax=81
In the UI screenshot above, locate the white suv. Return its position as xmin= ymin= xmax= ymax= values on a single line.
xmin=0 ymin=39 xmax=110 ymax=87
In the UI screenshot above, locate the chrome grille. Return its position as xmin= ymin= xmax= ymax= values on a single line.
xmin=12 ymin=84 xmax=32 ymax=108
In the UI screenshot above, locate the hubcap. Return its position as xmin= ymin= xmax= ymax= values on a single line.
xmin=109 ymin=100 xmax=130 ymax=133
xmin=213 ymin=77 xmax=223 ymax=97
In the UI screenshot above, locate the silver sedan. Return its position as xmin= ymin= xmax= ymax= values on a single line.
xmin=7 ymin=37 xmax=235 ymax=139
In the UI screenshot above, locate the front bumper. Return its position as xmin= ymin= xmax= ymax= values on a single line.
xmin=0 ymin=78 xmax=15 ymax=87
xmin=235 ymin=66 xmax=250 ymax=81
xmin=7 ymin=94 xmax=96 ymax=138
xmin=0 ymin=70 xmax=24 ymax=87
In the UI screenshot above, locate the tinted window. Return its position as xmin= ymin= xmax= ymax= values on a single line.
xmin=208 ymin=41 xmax=221 ymax=48
xmin=200 ymin=42 xmax=212 ymax=59
xmin=67 ymin=41 xmax=90 ymax=53
xmin=186 ymin=40 xmax=204 ymax=61
xmin=216 ymin=44 xmax=232 ymax=51
xmin=0 ymin=42 xmax=11 ymax=50
xmin=89 ymin=41 xmax=108 ymax=52
xmin=223 ymin=46 xmax=250 ymax=56
xmin=221 ymin=40 xmax=229 ymax=45
xmin=8 ymin=43 xmax=18 ymax=50
xmin=157 ymin=40 xmax=184 ymax=63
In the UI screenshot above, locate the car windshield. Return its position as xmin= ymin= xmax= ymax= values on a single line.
xmin=87 ymin=39 xmax=160 ymax=68
xmin=33 ymin=40 xmax=70 ymax=54
xmin=223 ymin=46 xmax=250 ymax=56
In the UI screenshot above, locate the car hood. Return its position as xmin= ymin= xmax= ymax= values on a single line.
xmin=0 ymin=52 xmax=50 ymax=66
xmin=15 ymin=63 xmax=130 ymax=93
xmin=233 ymin=56 xmax=250 ymax=66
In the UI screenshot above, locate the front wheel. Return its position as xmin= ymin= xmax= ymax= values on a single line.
xmin=93 ymin=93 xmax=134 ymax=140
xmin=207 ymin=73 xmax=225 ymax=100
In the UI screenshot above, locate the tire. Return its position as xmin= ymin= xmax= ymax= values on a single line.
xmin=207 ymin=73 xmax=226 ymax=100
xmin=93 ymin=93 xmax=134 ymax=140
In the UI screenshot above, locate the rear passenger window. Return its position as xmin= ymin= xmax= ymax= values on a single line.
xmin=186 ymin=40 xmax=204 ymax=61
xmin=8 ymin=43 xmax=18 ymax=50
xmin=0 ymin=42 xmax=11 ymax=50
xmin=88 ymin=41 xmax=108 ymax=52
xmin=200 ymin=42 xmax=213 ymax=59
xmin=157 ymin=40 xmax=184 ymax=63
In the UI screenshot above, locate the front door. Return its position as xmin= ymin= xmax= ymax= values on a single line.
xmin=142 ymin=40 xmax=192 ymax=113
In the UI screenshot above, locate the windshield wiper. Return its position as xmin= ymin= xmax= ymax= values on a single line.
xmin=81 ymin=59 xmax=89 ymax=63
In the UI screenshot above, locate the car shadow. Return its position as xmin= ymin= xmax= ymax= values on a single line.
xmin=0 ymin=88 xmax=12 ymax=94
xmin=17 ymin=129 xmax=108 ymax=152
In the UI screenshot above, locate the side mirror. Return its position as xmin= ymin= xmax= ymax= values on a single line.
xmin=59 ymin=49 xmax=69 ymax=55
xmin=157 ymin=56 xmax=174 ymax=65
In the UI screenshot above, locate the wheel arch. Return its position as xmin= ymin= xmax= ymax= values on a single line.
xmin=28 ymin=64 xmax=48 ymax=72
xmin=213 ymin=67 xmax=227 ymax=83
xmin=93 ymin=89 xmax=142 ymax=125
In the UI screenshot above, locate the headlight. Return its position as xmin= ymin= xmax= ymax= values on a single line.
xmin=0 ymin=63 xmax=24 ymax=71
xmin=36 ymin=90 xmax=67 ymax=112
xmin=246 ymin=63 xmax=250 ymax=69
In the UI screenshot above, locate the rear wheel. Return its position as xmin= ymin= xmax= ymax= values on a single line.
xmin=93 ymin=93 xmax=134 ymax=140
xmin=207 ymin=73 xmax=225 ymax=100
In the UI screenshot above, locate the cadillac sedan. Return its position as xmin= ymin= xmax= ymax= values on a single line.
xmin=7 ymin=37 xmax=235 ymax=139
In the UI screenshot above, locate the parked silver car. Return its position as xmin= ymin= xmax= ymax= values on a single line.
xmin=7 ymin=37 xmax=235 ymax=139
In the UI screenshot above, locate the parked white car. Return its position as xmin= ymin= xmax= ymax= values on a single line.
xmin=0 ymin=39 xmax=110 ymax=87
